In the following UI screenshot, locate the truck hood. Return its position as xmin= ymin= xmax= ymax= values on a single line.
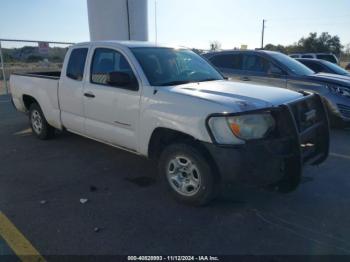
xmin=164 ymin=80 xmax=303 ymax=111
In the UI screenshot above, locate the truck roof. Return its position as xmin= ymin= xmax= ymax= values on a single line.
xmin=74 ymin=40 xmax=180 ymax=49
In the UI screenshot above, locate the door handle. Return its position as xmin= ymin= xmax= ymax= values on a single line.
xmin=84 ymin=92 xmax=95 ymax=98
xmin=241 ymin=76 xmax=251 ymax=81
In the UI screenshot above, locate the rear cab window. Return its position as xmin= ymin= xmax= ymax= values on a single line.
xmin=66 ymin=48 xmax=88 ymax=81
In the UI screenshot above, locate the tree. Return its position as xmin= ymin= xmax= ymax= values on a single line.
xmin=26 ymin=55 xmax=43 ymax=63
xmin=264 ymin=44 xmax=287 ymax=53
xmin=298 ymin=32 xmax=343 ymax=55
xmin=265 ymin=32 xmax=343 ymax=56
xmin=342 ymin=43 xmax=350 ymax=61
xmin=345 ymin=43 xmax=350 ymax=55
xmin=209 ymin=41 xmax=221 ymax=51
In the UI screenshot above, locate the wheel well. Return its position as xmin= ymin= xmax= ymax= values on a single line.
xmin=148 ymin=128 xmax=221 ymax=180
xmin=148 ymin=128 xmax=194 ymax=160
xmin=22 ymin=95 xmax=39 ymax=111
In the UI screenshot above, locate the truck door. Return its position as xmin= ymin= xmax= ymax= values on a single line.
xmin=83 ymin=47 xmax=140 ymax=151
xmin=59 ymin=47 xmax=89 ymax=134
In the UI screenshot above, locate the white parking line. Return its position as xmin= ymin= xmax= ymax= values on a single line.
xmin=330 ymin=153 xmax=350 ymax=161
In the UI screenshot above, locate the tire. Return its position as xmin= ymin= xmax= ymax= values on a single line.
xmin=29 ymin=103 xmax=55 ymax=140
xmin=158 ymin=143 xmax=218 ymax=206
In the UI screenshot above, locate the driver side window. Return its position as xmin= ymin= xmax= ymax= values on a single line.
xmin=91 ymin=48 xmax=137 ymax=89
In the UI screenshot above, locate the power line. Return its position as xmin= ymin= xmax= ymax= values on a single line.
xmin=268 ymin=14 xmax=350 ymax=22
xmin=268 ymin=20 xmax=350 ymax=29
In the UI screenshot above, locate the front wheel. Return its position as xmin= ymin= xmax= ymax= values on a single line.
xmin=29 ymin=103 xmax=55 ymax=140
xmin=158 ymin=143 xmax=218 ymax=206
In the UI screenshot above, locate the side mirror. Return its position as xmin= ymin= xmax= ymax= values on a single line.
xmin=107 ymin=71 xmax=138 ymax=90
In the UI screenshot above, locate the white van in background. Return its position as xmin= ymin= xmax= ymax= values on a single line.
xmin=289 ymin=53 xmax=339 ymax=64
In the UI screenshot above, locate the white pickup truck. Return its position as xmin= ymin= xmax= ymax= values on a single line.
xmin=10 ymin=41 xmax=330 ymax=205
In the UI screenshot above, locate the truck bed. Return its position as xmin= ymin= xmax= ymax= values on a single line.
xmin=10 ymin=71 xmax=62 ymax=129
xmin=12 ymin=71 xmax=61 ymax=79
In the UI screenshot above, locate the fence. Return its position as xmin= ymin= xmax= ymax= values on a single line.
xmin=0 ymin=39 xmax=74 ymax=95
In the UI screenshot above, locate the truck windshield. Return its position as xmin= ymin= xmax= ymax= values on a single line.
xmin=131 ymin=47 xmax=223 ymax=86
xmin=269 ymin=52 xmax=315 ymax=76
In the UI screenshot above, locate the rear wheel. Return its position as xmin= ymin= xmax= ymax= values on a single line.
xmin=159 ymin=143 xmax=217 ymax=206
xmin=29 ymin=103 xmax=55 ymax=140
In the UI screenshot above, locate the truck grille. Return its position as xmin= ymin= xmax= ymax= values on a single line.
xmin=285 ymin=94 xmax=329 ymax=165
xmin=289 ymin=96 xmax=322 ymax=133
xmin=337 ymin=104 xmax=350 ymax=119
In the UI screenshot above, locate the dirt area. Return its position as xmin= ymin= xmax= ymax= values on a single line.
xmin=341 ymin=61 xmax=349 ymax=69
xmin=0 ymin=63 xmax=62 ymax=94
xmin=0 ymin=81 xmax=9 ymax=95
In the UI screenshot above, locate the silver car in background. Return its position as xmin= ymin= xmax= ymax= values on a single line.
xmin=203 ymin=50 xmax=350 ymax=126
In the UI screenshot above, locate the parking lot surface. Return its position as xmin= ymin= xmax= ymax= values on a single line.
xmin=0 ymin=94 xmax=350 ymax=256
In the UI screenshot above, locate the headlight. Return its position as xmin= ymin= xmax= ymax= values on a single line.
xmin=208 ymin=113 xmax=275 ymax=145
xmin=327 ymin=85 xmax=350 ymax=98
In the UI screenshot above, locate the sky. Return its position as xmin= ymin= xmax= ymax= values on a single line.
xmin=0 ymin=0 xmax=349 ymax=50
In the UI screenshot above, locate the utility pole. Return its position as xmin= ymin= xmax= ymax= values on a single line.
xmin=261 ymin=19 xmax=266 ymax=49
xmin=126 ymin=0 xmax=131 ymax=40
xmin=155 ymin=0 xmax=158 ymax=44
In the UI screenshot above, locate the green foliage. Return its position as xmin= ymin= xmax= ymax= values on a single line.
xmin=210 ymin=41 xmax=222 ymax=51
xmin=2 ymin=52 xmax=15 ymax=63
xmin=26 ymin=55 xmax=43 ymax=63
xmin=265 ymin=32 xmax=343 ymax=56
xmin=264 ymin=44 xmax=287 ymax=53
xmin=0 ymin=46 xmax=67 ymax=63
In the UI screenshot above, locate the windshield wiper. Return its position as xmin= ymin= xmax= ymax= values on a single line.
xmin=157 ymin=80 xmax=192 ymax=86
xmin=157 ymin=78 xmax=220 ymax=86
xmin=197 ymin=78 xmax=219 ymax=82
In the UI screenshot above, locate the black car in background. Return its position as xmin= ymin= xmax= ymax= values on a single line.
xmin=203 ymin=50 xmax=350 ymax=125
xmin=296 ymin=58 xmax=350 ymax=76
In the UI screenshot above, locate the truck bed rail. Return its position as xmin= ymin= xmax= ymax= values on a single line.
xmin=12 ymin=71 xmax=61 ymax=80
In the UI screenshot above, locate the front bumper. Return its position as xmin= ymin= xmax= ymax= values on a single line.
xmin=202 ymin=140 xmax=288 ymax=186
xmin=205 ymin=93 xmax=330 ymax=188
